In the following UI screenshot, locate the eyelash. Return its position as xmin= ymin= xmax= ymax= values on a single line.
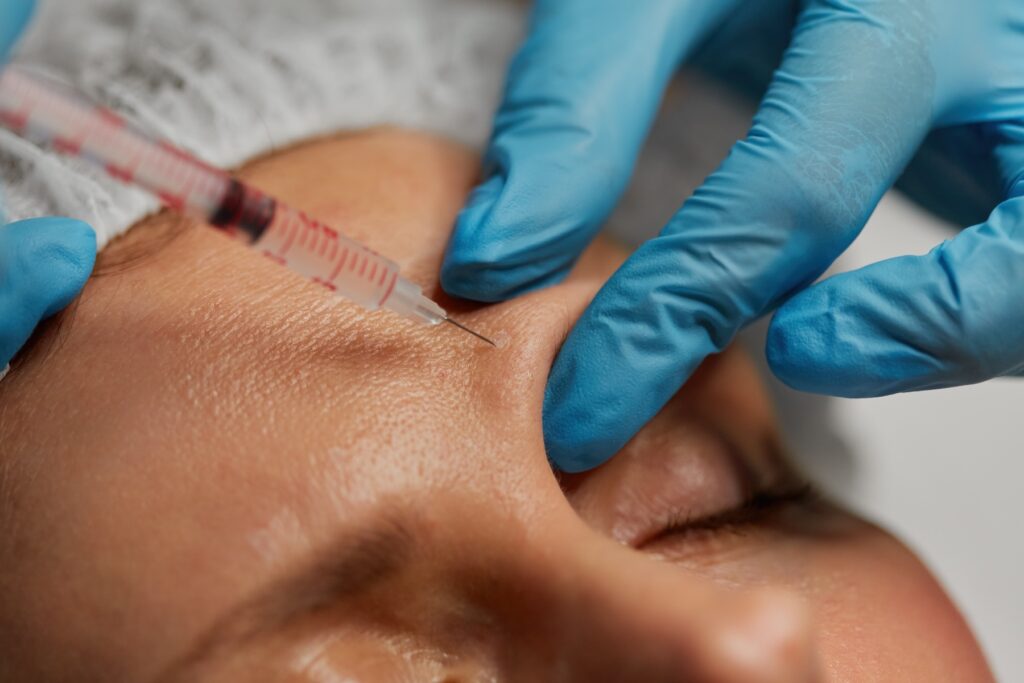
xmin=654 ymin=482 xmax=818 ymax=541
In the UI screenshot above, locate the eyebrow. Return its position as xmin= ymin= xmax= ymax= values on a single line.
xmin=158 ymin=515 xmax=415 ymax=681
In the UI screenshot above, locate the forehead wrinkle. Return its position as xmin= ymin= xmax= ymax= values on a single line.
xmin=157 ymin=513 xmax=416 ymax=682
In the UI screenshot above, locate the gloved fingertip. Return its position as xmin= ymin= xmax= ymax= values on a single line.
xmin=441 ymin=257 xmax=567 ymax=303
xmin=42 ymin=220 xmax=97 ymax=316
xmin=545 ymin=444 xmax=605 ymax=475
xmin=542 ymin=426 xmax=603 ymax=475
xmin=542 ymin=377 xmax=617 ymax=474
xmin=439 ymin=257 xmax=518 ymax=303
xmin=765 ymin=313 xmax=810 ymax=389
xmin=3 ymin=217 xmax=97 ymax=317
xmin=767 ymin=291 xmax=895 ymax=398
xmin=765 ymin=302 xmax=835 ymax=395
xmin=443 ymin=173 xmax=569 ymax=302
xmin=442 ymin=175 xmax=512 ymax=301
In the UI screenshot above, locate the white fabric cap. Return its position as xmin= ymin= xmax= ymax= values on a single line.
xmin=0 ymin=0 xmax=523 ymax=382
xmin=2 ymin=0 xmax=524 ymax=249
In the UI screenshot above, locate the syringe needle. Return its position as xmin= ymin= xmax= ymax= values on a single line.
xmin=444 ymin=317 xmax=497 ymax=347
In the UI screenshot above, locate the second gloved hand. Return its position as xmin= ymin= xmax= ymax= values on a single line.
xmin=443 ymin=0 xmax=1024 ymax=472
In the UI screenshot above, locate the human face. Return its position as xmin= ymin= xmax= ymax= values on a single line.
xmin=0 ymin=129 xmax=990 ymax=682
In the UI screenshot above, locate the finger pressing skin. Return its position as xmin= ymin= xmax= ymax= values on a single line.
xmin=0 ymin=218 xmax=95 ymax=365
xmin=543 ymin=0 xmax=936 ymax=471
xmin=441 ymin=0 xmax=738 ymax=302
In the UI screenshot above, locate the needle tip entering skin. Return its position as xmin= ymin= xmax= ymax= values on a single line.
xmin=444 ymin=317 xmax=496 ymax=347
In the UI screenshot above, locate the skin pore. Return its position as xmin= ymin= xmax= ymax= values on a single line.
xmin=0 ymin=129 xmax=991 ymax=682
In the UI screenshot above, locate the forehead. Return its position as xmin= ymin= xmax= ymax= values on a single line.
xmin=0 ymin=129 xmax=602 ymax=677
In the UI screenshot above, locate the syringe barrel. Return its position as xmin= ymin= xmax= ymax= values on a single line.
xmin=0 ymin=68 xmax=230 ymax=218
xmin=0 ymin=67 xmax=447 ymax=324
xmin=195 ymin=182 xmax=442 ymax=321
xmin=252 ymin=201 xmax=407 ymax=313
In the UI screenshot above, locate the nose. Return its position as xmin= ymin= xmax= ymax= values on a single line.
xmin=537 ymin=525 xmax=818 ymax=682
xmin=447 ymin=507 xmax=818 ymax=683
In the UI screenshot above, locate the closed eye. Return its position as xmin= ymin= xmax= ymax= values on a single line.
xmin=642 ymin=482 xmax=817 ymax=547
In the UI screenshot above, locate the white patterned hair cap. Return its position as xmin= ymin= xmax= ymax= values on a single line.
xmin=1 ymin=0 xmax=524 ymax=248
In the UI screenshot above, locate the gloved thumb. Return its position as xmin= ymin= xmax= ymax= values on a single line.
xmin=0 ymin=217 xmax=96 ymax=367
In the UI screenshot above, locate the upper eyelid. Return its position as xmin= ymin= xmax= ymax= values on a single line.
xmin=642 ymin=482 xmax=817 ymax=547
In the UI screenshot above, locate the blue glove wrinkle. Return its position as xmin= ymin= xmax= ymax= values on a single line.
xmin=443 ymin=145 xmax=609 ymax=301
xmin=0 ymin=218 xmax=96 ymax=366
xmin=994 ymin=122 xmax=1024 ymax=198
xmin=543 ymin=1 xmax=945 ymax=471
xmin=442 ymin=0 xmax=733 ymax=303
xmin=544 ymin=234 xmax=765 ymax=471
xmin=459 ymin=0 xmax=1024 ymax=470
xmin=768 ymin=196 xmax=1024 ymax=395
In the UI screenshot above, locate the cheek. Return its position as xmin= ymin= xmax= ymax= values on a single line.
xmin=657 ymin=510 xmax=990 ymax=681
xmin=809 ymin=527 xmax=991 ymax=682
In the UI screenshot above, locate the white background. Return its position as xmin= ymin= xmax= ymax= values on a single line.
xmin=609 ymin=74 xmax=1022 ymax=682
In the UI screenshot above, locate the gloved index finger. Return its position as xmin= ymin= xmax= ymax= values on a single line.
xmin=441 ymin=0 xmax=740 ymax=303
xmin=543 ymin=1 xmax=937 ymax=471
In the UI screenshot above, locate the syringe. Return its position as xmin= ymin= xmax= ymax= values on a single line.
xmin=0 ymin=66 xmax=495 ymax=346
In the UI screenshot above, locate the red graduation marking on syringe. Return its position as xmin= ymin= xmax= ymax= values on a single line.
xmin=0 ymin=108 xmax=28 ymax=132
xmin=156 ymin=190 xmax=186 ymax=211
xmin=309 ymin=222 xmax=321 ymax=255
xmin=262 ymin=251 xmax=286 ymax=266
xmin=311 ymin=277 xmax=337 ymax=292
xmin=108 ymin=135 xmax=146 ymax=183
xmin=280 ymin=213 xmax=298 ymax=255
xmin=378 ymin=271 xmax=399 ymax=307
xmin=318 ymin=228 xmax=330 ymax=257
xmin=97 ymin=108 xmax=125 ymax=128
xmin=329 ymin=247 xmax=348 ymax=282
xmin=53 ymin=134 xmax=83 ymax=155
xmin=51 ymin=103 xmax=97 ymax=155
xmin=0 ymin=67 xmax=503 ymax=345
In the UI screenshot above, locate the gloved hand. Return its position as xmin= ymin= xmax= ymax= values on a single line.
xmin=442 ymin=0 xmax=1024 ymax=472
xmin=0 ymin=0 xmax=95 ymax=377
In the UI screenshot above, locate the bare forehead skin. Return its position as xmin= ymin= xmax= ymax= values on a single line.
xmin=0 ymin=128 xmax=632 ymax=680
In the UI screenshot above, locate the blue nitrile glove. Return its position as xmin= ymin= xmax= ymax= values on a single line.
xmin=0 ymin=0 xmax=96 ymax=373
xmin=441 ymin=0 xmax=1024 ymax=472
